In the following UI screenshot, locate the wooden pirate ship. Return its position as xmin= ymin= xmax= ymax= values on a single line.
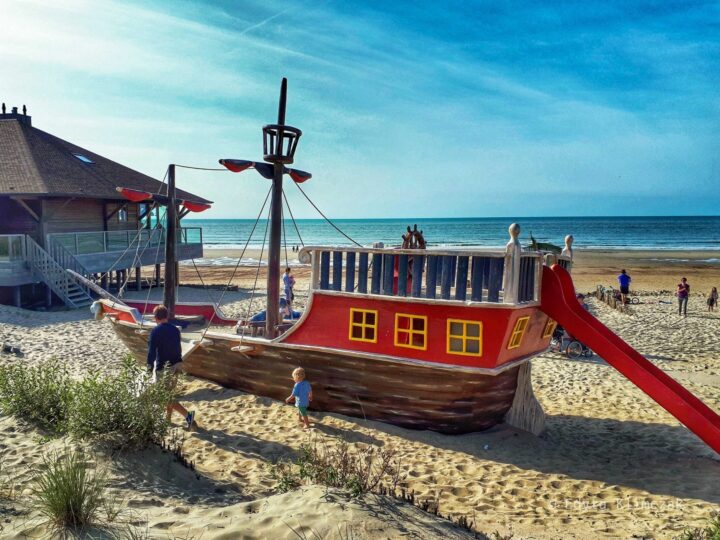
xmin=89 ymin=80 xmax=720 ymax=451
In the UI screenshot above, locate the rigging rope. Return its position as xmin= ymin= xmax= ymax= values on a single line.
xmin=236 ymin=204 xmax=271 ymax=343
xmin=282 ymin=189 xmax=304 ymax=247
xmin=281 ymin=201 xmax=288 ymax=268
xmin=199 ymin=185 xmax=273 ymax=336
xmin=173 ymin=164 xmax=229 ymax=172
xmin=293 ymin=182 xmax=363 ymax=247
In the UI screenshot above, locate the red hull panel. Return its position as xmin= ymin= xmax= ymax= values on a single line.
xmin=284 ymin=293 xmax=550 ymax=369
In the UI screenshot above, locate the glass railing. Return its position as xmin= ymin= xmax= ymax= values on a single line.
xmin=47 ymin=228 xmax=202 ymax=256
xmin=0 ymin=234 xmax=26 ymax=262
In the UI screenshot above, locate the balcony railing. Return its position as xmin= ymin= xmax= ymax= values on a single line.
xmin=0 ymin=234 xmax=26 ymax=262
xmin=47 ymin=227 xmax=203 ymax=256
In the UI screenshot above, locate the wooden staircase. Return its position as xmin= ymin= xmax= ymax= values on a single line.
xmin=26 ymin=236 xmax=93 ymax=309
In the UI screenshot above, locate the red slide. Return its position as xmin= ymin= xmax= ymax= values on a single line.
xmin=540 ymin=264 xmax=720 ymax=455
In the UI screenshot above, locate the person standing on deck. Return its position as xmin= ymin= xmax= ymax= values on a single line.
xmin=676 ymin=277 xmax=690 ymax=318
xmin=617 ymin=269 xmax=631 ymax=306
xmin=283 ymin=267 xmax=296 ymax=308
xmin=147 ymin=305 xmax=196 ymax=429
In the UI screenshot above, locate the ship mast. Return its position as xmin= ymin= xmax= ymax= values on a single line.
xmin=219 ymin=78 xmax=306 ymax=338
xmin=264 ymin=80 xmax=288 ymax=338
xmin=163 ymin=163 xmax=178 ymax=319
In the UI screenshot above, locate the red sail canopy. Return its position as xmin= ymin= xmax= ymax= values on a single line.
xmin=116 ymin=187 xmax=152 ymax=202
xmin=288 ymin=168 xmax=311 ymax=183
xmin=182 ymin=201 xmax=211 ymax=213
xmin=116 ymin=187 xmax=211 ymax=213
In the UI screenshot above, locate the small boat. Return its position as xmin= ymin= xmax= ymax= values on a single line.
xmin=89 ymin=79 xmax=720 ymax=452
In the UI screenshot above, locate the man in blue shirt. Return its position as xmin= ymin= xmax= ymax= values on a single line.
xmin=617 ymin=269 xmax=631 ymax=306
xmin=147 ymin=305 xmax=196 ymax=429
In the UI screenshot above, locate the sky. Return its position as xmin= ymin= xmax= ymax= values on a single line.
xmin=1 ymin=0 xmax=719 ymax=218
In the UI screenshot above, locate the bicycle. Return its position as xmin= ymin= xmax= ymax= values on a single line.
xmin=550 ymin=328 xmax=594 ymax=359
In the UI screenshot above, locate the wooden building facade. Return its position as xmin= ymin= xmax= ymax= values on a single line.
xmin=0 ymin=105 xmax=210 ymax=308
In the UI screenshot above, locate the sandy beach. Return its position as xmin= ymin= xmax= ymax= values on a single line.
xmin=1 ymin=250 xmax=719 ymax=539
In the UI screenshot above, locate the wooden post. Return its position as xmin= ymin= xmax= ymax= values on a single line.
xmin=135 ymin=266 xmax=141 ymax=291
xmin=265 ymin=81 xmax=288 ymax=339
xmin=45 ymin=284 xmax=52 ymax=307
xmin=471 ymin=257 xmax=485 ymax=302
xmin=455 ymin=256 xmax=468 ymax=300
xmin=425 ymin=255 xmax=438 ymax=299
xmin=320 ymin=251 xmax=330 ymax=289
xmin=332 ymin=251 xmax=343 ymax=291
xmin=503 ymin=223 xmax=521 ymax=304
xmin=357 ymin=252 xmax=368 ymax=293
xmin=561 ymin=234 xmax=574 ymax=272
xmin=345 ymin=252 xmax=356 ymax=292
xmin=397 ymin=255 xmax=408 ymax=296
xmin=370 ymin=253 xmax=382 ymax=294
xmin=155 ymin=264 xmax=161 ymax=286
xmin=440 ymin=256 xmax=453 ymax=300
xmin=382 ymin=254 xmax=394 ymax=295
xmin=13 ymin=286 xmax=21 ymax=308
xmin=163 ymin=164 xmax=177 ymax=319
xmin=411 ymin=254 xmax=424 ymax=298
xmin=101 ymin=273 xmax=108 ymax=290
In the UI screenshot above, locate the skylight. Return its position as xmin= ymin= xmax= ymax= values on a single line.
xmin=72 ymin=153 xmax=94 ymax=164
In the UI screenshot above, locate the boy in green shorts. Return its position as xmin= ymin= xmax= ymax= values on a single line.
xmin=285 ymin=367 xmax=313 ymax=429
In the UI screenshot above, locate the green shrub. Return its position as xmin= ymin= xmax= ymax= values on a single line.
xmin=68 ymin=356 xmax=175 ymax=450
xmin=0 ymin=360 xmax=73 ymax=433
xmin=31 ymin=448 xmax=107 ymax=532
xmin=679 ymin=513 xmax=720 ymax=540
xmin=272 ymin=438 xmax=401 ymax=497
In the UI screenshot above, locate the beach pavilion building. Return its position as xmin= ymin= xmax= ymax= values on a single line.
xmin=0 ymin=105 xmax=210 ymax=309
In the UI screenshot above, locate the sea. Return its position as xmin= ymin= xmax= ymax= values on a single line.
xmin=181 ymin=216 xmax=720 ymax=266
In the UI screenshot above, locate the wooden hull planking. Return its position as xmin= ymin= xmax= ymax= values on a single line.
xmin=112 ymin=321 xmax=520 ymax=434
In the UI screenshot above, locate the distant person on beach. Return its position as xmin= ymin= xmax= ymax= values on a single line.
xmin=283 ymin=266 xmax=296 ymax=307
xmin=708 ymin=287 xmax=718 ymax=312
xmin=676 ymin=277 xmax=690 ymax=317
xmin=147 ymin=305 xmax=196 ymax=429
xmin=617 ymin=269 xmax=631 ymax=305
xmin=285 ymin=367 xmax=312 ymax=430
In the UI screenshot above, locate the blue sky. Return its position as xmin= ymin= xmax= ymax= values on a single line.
xmin=1 ymin=0 xmax=718 ymax=218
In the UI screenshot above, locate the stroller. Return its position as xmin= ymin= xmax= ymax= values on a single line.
xmin=550 ymin=325 xmax=593 ymax=359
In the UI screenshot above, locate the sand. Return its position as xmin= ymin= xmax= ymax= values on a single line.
xmin=0 ymin=251 xmax=719 ymax=539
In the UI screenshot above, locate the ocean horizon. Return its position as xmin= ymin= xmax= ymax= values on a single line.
xmin=185 ymin=216 xmax=720 ymax=252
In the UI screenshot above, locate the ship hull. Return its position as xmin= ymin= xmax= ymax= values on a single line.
xmin=111 ymin=321 xmax=520 ymax=434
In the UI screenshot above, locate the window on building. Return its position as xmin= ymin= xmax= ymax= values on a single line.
xmin=542 ymin=318 xmax=557 ymax=339
xmin=507 ymin=316 xmax=530 ymax=349
xmin=447 ymin=319 xmax=483 ymax=356
xmin=394 ymin=313 xmax=427 ymax=350
xmin=349 ymin=308 xmax=378 ymax=343
xmin=71 ymin=152 xmax=94 ymax=164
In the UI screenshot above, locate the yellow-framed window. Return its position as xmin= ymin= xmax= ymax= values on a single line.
xmin=507 ymin=316 xmax=530 ymax=349
xmin=349 ymin=308 xmax=378 ymax=343
xmin=394 ymin=313 xmax=428 ymax=350
xmin=542 ymin=318 xmax=557 ymax=339
xmin=447 ymin=319 xmax=483 ymax=357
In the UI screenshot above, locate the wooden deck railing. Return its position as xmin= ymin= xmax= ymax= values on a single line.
xmin=300 ymin=242 xmax=572 ymax=305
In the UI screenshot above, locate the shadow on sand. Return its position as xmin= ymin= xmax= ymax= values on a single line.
xmin=329 ymin=412 xmax=720 ymax=505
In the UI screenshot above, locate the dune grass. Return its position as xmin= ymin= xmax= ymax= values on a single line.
xmin=679 ymin=513 xmax=720 ymax=540
xmin=31 ymin=449 xmax=108 ymax=532
xmin=0 ymin=359 xmax=73 ymax=433
xmin=272 ymin=438 xmax=402 ymax=497
xmin=0 ymin=356 xmax=176 ymax=450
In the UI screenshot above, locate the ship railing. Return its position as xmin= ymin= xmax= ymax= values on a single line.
xmin=299 ymin=246 xmax=546 ymax=304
